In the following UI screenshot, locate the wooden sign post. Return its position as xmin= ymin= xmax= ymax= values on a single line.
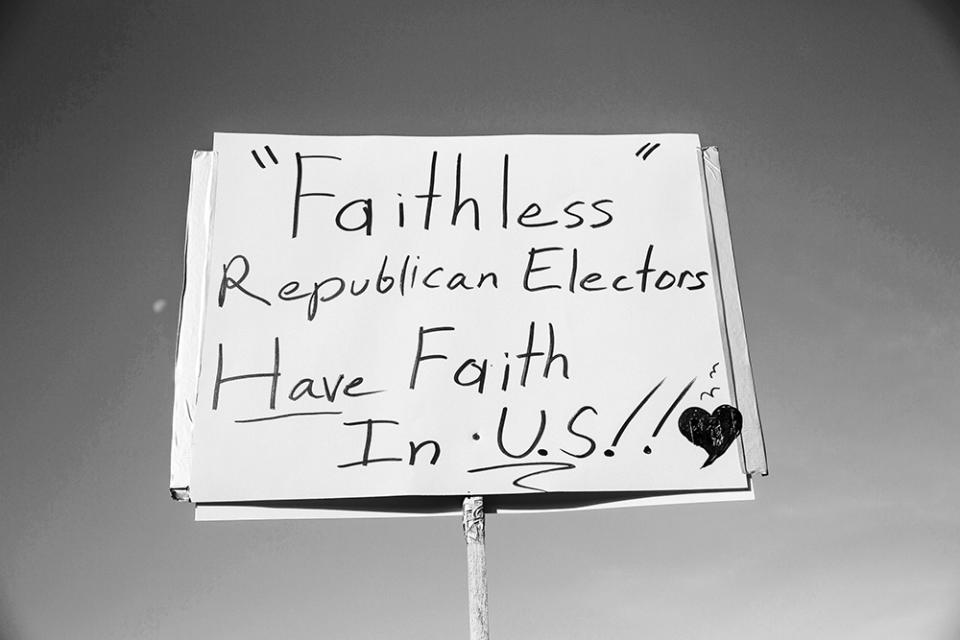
xmin=463 ymin=496 xmax=489 ymax=640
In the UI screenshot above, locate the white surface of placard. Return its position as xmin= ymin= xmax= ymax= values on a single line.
xmin=183 ymin=133 xmax=751 ymax=504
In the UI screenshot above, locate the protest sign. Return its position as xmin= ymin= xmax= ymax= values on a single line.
xmin=171 ymin=134 xmax=764 ymax=513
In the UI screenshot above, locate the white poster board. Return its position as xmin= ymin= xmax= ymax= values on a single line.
xmin=171 ymin=133 xmax=765 ymax=517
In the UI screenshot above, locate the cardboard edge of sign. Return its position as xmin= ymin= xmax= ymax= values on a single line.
xmin=193 ymin=484 xmax=754 ymax=520
xmin=169 ymin=150 xmax=218 ymax=503
xmin=699 ymin=147 xmax=768 ymax=477
xmin=169 ymin=141 xmax=767 ymax=515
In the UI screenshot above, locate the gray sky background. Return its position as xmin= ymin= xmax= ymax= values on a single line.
xmin=1 ymin=1 xmax=958 ymax=638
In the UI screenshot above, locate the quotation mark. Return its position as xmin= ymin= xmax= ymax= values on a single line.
xmin=635 ymin=142 xmax=661 ymax=160
xmin=251 ymin=145 xmax=278 ymax=169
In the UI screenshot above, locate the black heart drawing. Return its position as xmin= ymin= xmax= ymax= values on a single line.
xmin=678 ymin=405 xmax=742 ymax=468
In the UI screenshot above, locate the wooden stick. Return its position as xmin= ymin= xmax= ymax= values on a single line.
xmin=462 ymin=496 xmax=489 ymax=640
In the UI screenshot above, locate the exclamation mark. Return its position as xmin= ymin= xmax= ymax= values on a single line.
xmin=646 ymin=377 xmax=697 ymax=454
xmin=603 ymin=378 xmax=665 ymax=457
xmin=603 ymin=377 xmax=697 ymax=457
